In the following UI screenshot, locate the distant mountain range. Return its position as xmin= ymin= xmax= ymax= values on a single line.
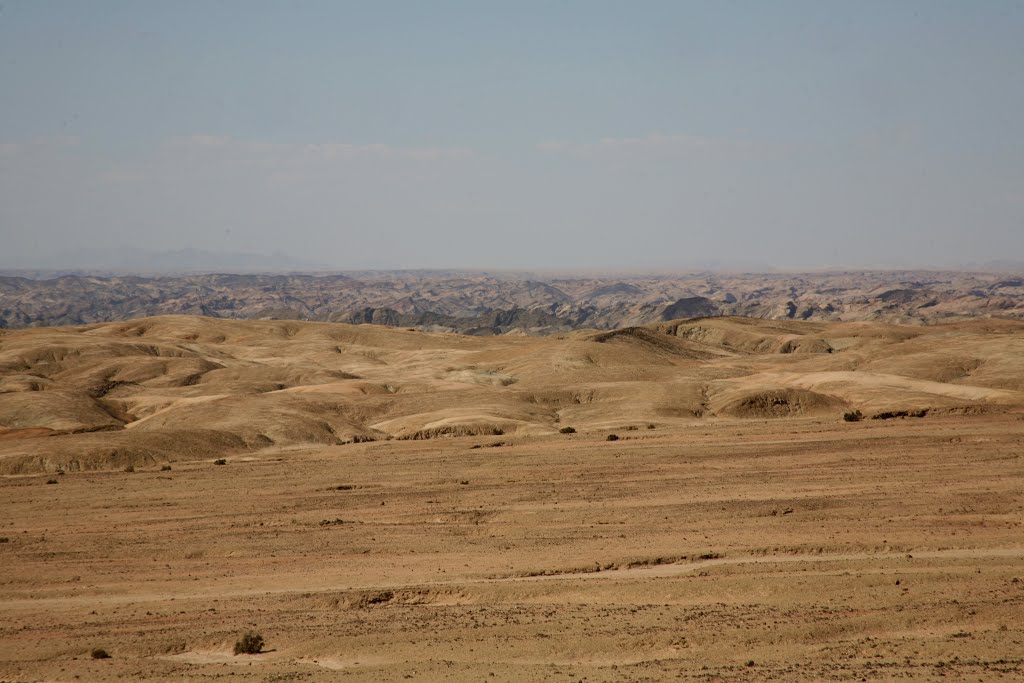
xmin=1 ymin=269 xmax=1021 ymax=332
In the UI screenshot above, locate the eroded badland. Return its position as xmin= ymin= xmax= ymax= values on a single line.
xmin=1 ymin=315 xmax=1023 ymax=681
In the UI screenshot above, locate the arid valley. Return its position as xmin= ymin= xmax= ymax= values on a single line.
xmin=5 ymin=1 xmax=1024 ymax=679
xmin=1 ymin=312 xmax=1023 ymax=681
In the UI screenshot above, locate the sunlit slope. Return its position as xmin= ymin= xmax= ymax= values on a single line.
xmin=1 ymin=315 xmax=1022 ymax=471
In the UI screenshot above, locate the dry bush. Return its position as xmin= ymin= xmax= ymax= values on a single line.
xmin=233 ymin=631 xmax=264 ymax=655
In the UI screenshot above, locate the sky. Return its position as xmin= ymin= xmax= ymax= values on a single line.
xmin=1 ymin=1 xmax=1023 ymax=271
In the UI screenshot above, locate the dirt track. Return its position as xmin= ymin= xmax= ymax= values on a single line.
xmin=2 ymin=413 xmax=1022 ymax=681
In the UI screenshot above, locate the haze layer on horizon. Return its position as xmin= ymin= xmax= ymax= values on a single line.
xmin=1 ymin=1 xmax=1022 ymax=271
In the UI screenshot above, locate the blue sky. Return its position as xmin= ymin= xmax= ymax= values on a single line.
xmin=1 ymin=1 xmax=1022 ymax=270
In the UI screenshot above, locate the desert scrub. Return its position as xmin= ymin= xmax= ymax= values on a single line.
xmin=606 ymin=434 xmax=619 ymax=441
xmin=233 ymin=631 xmax=264 ymax=655
xmin=559 ymin=426 xmax=576 ymax=434
xmin=91 ymin=647 xmax=111 ymax=659
xmin=843 ymin=410 xmax=864 ymax=422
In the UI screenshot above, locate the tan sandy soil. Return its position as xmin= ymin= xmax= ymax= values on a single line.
xmin=1 ymin=415 xmax=1023 ymax=681
xmin=1 ymin=316 xmax=1023 ymax=680
xmin=1 ymin=315 xmax=1023 ymax=474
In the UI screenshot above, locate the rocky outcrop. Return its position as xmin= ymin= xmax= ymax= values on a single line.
xmin=1 ymin=270 xmax=1021 ymax=334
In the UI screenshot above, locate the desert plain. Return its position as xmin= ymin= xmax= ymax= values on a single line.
xmin=1 ymin=314 xmax=1023 ymax=681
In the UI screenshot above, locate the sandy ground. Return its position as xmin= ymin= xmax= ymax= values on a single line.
xmin=2 ymin=412 xmax=1023 ymax=681
xmin=3 ymin=315 xmax=1024 ymax=478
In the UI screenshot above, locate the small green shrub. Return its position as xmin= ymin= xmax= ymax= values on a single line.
xmin=843 ymin=410 xmax=864 ymax=422
xmin=46 ymin=479 xmax=58 ymax=485
xmin=0 ymin=537 xmax=10 ymax=543
xmin=213 ymin=458 xmax=227 ymax=466
xmin=160 ymin=464 xmax=172 ymax=471
xmin=606 ymin=434 xmax=619 ymax=442
xmin=559 ymin=426 xmax=576 ymax=434
xmin=91 ymin=647 xmax=111 ymax=659
xmin=233 ymin=631 xmax=264 ymax=655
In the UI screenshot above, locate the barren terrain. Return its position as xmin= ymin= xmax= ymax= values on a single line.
xmin=2 ymin=269 xmax=1023 ymax=332
xmin=1 ymin=315 xmax=1023 ymax=681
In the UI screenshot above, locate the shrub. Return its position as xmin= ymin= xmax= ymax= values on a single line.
xmin=46 ymin=479 xmax=58 ymax=485
xmin=160 ymin=464 xmax=172 ymax=471
xmin=559 ymin=426 xmax=576 ymax=434
xmin=0 ymin=537 xmax=9 ymax=543
xmin=606 ymin=434 xmax=619 ymax=442
xmin=123 ymin=465 xmax=135 ymax=473
xmin=233 ymin=631 xmax=264 ymax=655
xmin=843 ymin=410 xmax=864 ymax=422
xmin=91 ymin=648 xmax=111 ymax=659
xmin=213 ymin=458 xmax=227 ymax=466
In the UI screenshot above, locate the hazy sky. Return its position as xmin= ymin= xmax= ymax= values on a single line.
xmin=2 ymin=1 xmax=1023 ymax=270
